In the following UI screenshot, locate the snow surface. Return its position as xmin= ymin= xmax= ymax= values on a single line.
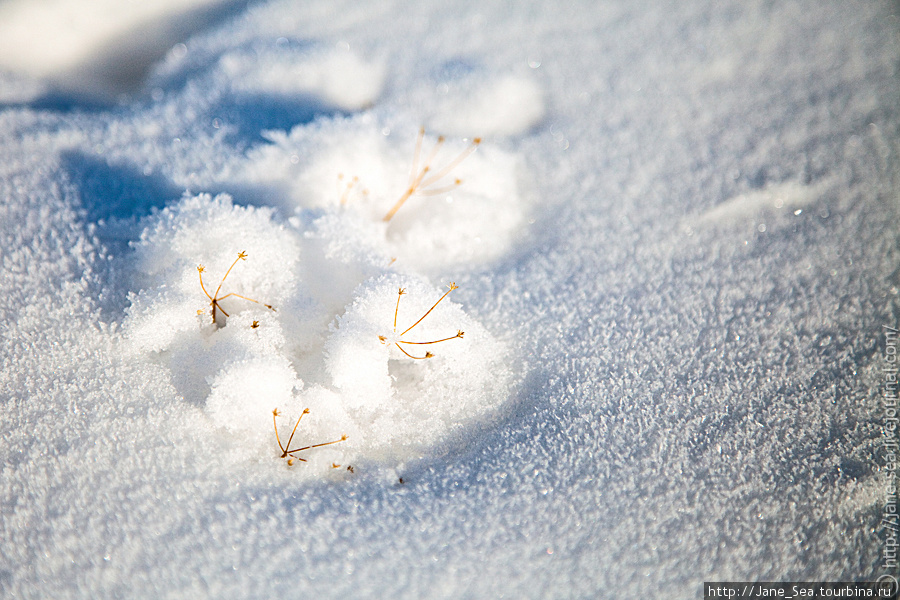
xmin=1 ymin=0 xmax=898 ymax=597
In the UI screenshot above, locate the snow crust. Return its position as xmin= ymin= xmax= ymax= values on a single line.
xmin=1 ymin=0 xmax=898 ymax=598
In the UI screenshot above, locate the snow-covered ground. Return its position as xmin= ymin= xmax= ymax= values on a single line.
xmin=1 ymin=0 xmax=898 ymax=597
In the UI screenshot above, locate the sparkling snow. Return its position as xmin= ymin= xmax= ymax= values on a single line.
xmin=0 ymin=0 xmax=898 ymax=598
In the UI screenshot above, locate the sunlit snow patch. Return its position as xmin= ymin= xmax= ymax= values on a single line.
xmin=689 ymin=178 xmax=835 ymax=229
xmin=243 ymin=117 xmax=526 ymax=274
xmin=219 ymin=44 xmax=386 ymax=111
xmin=123 ymin=194 xmax=305 ymax=418
xmin=125 ymin=193 xmax=298 ymax=349
xmin=426 ymin=72 xmax=546 ymax=137
xmin=324 ymin=274 xmax=510 ymax=462
xmin=122 ymin=192 xmax=512 ymax=474
xmin=0 ymin=0 xmax=236 ymax=100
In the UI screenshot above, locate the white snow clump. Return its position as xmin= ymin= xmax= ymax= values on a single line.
xmin=427 ymin=72 xmax=546 ymax=137
xmin=235 ymin=116 xmax=526 ymax=274
xmin=219 ymin=44 xmax=386 ymax=111
xmin=121 ymin=125 xmax=516 ymax=474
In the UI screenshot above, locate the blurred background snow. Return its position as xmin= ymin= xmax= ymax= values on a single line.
xmin=0 ymin=0 xmax=248 ymax=103
xmin=0 ymin=0 xmax=898 ymax=598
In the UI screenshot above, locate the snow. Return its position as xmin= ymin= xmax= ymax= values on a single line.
xmin=424 ymin=71 xmax=546 ymax=137
xmin=0 ymin=0 xmax=240 ymax=102
xmin=0 ymin=0 xmax=898 ymax=597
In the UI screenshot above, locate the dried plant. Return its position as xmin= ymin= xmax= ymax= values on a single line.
xmin=272 ymin=408 xmax=347 ymax=466
xmin=382 ymin=127 xmax=481 ymax=222
xmin=197 ymin=251 xmax=275 ymax=326
xmin=378 ymin=282 xmax=464 ymax=359
xmin=337 ymin=173 xmax=368 ymax=206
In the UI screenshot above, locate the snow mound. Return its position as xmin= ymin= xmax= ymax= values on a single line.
xmin=241 ymin=116 xmax=526 ymax=273
xmin=125 ymin=193 xmax=297 ymax=355
xmin=219 ymin=43 xmax=386 ymax=111
xmin=122 ymin=191 xmax=512 ymax=473
xmin=325 ymin=274 xmax=510 ymax=460
xmin=0 ymin=0 xmax=236 ymax=100
xmin=427 ymin=72 xmax=546 ymax=137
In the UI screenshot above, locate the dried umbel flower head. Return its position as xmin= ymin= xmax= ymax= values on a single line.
xmin=337 ymin=173 xmax=369 ymax=206
xmin=197 ymin=251 xmax=275 ymax=326
xmin=378 ymin=282 xmax=464 ymax=359
xmin=272 ymin=408 xmax=347 ymax=466
xmin=382 ymin=127 xmax=481 ymax=222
